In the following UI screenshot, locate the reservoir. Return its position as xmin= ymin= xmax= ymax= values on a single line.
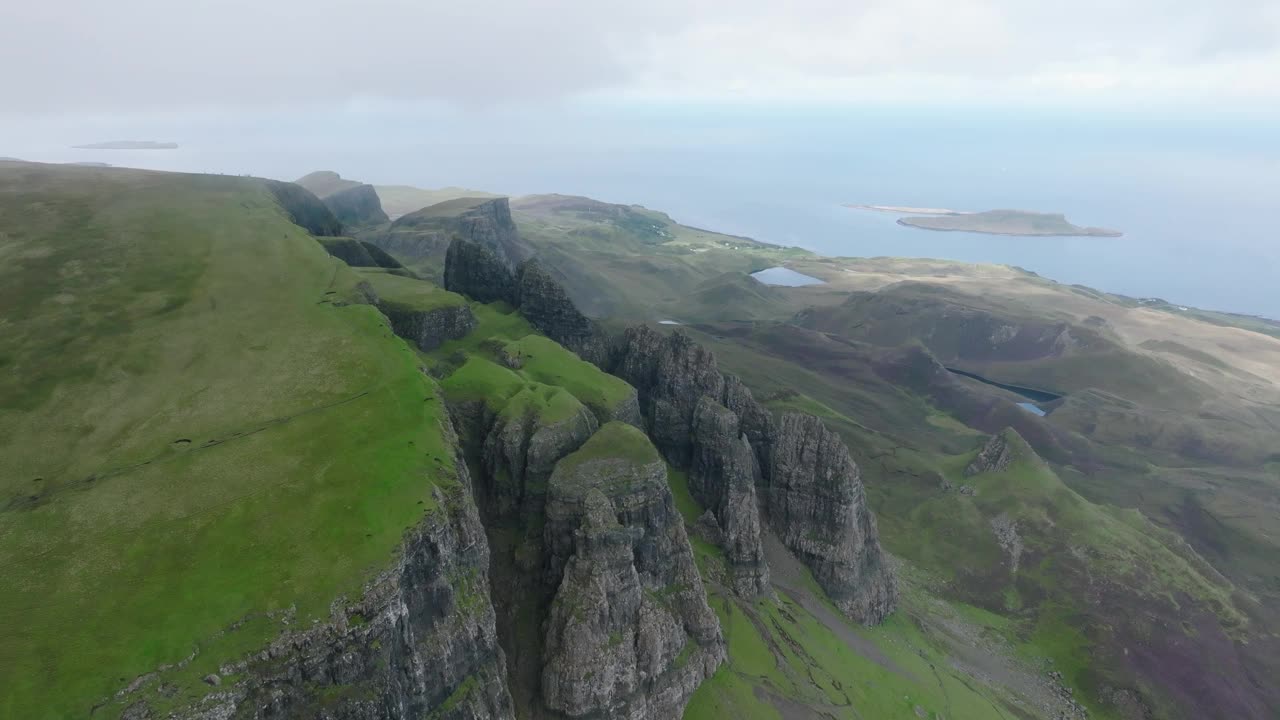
xmin=751 ymin=267 xmax=824 ymax=287
xmin=1017 ymin=402 xmax=1048 ymax=417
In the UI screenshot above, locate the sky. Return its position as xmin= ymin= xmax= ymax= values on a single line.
xmin=3 ymin=0 xmax=1279 ymax=113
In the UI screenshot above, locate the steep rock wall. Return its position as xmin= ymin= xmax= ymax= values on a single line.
xmin=766 ymin=413 xmax=897 ymax=624
xmin=542 ymin=424 xmax=725 ymax=719
xmin=325 ymin=184 xmax=390 ymax=227
xmin=381 ymin=302 xmax=478 ymax=352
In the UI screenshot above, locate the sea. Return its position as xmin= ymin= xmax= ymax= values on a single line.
xmin=4 ymin=103 xmax=1277 ymax=317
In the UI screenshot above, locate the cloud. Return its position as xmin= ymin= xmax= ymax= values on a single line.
xmin=2 ymin=0 xmax=1278 ymax=112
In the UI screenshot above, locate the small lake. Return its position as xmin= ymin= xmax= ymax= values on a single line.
xmin=751 ymin=267 xmax=824 ymax=287
xmin=1017 ymin=402 xmax=1047 ymax=417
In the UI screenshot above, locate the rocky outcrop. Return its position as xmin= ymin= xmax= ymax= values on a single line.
xmin=542 ymin=423 xmax=724 ymax=719
xmin=443 ymin=238 xmax=612 ymax=367
xmin=319 ymin=237 xmax=405 ymax=269
xmin=325 ymin=184 xmax=390 ymax=227
xmin=610 ymin=327 xmax=727 ymax=467
xmin=480 ymin=386 xmax=599 ymax=524
xmin=516 ymin=261 xmax=612 ymax=367
xmin=137 ymin=419 xmax=514 ymax=720
xmin=965 ymin=430 xmax=1017 ymax=476
xmin=295 ymin=171 xmax=390 ymax=227
xmin=445 ymin=237 xmax=518 ymax=305
xmin=441 ymin=237 xmax=896 ymax=625
xmin=965 ymin=428 xmax=1036 ymax=476
xmin=380 ymin=301 xmax=477 ymax=352
xmin=373 ymin=198 xmax=527 ymax=279
xmin=764 ymin=413 xmax=897 ymax=624
xmin=264 ymin=179 xmax=344 ymax=236
xmin=689 ymin=398 xmax=771 ymax=597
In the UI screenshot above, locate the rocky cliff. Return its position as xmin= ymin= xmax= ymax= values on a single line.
xmin=445 ymin=237 xmax=519 ymax=305
xmin=373 ymin=198 xmax=528 ymax=280
xmin=294 ymin=171 xmax=390 ymax=227
xmin=689 ymin=397 xmax=771 ymax=597
xmin=542 ymin=423 xmax=725 ymax=719
xmin=609 ymin=326 xmax=895 ymax=621
xmin=766 ymin=413 xmax=897 ymax=624
xmin=479 ymin=386 xmax=599 ymax=525
xmin=130 ymin=418 xmax=514 ymax=720
xmin=443 ymin=238 xmax=613 ymax=366
xmin=380 ymin=301 xmax=478 ymax=352
xmin=319 ymin=236 xmax=405 ymax=269
xmin=516 ymin=261 xmax=612 ymax=368
xmin=325 ymin=184 xmax=390 ymax=227
xmin=264 ymin=179 xmax=344 ymax=237
xmin=442 ymin=233 xmax=898 ymax=624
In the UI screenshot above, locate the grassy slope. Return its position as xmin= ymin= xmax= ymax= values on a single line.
xmin=356 ymin=266 xmax=469 ymax=311
xmin=0 ymin=164 xmax=456 ymax=718
xmin=427 ymin=300 xmax=633 ymax=423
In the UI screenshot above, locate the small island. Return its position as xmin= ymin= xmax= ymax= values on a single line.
xmin=897 ymin=209 xmax=1121 ymax=237
xmin=72 ymin=141 xmax=178 ymax=150
xmin=847 ymin=204 xmax=1121 ymax=237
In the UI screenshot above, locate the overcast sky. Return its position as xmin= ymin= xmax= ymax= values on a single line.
xmin=3 ymin=0 xmax=1279 ymax=113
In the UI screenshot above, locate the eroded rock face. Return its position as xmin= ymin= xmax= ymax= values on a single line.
xmin=689 ymin=397 xmax=770 ymax=597
xmin=611 ymin=326 xmax=725 ymax=467
xmin=516 ymin=261 xmax=612 ymax=368
xmin=480 ymin=388 xmax=599 ymax=525
xmin=265 ymin=179 xmax=344 ymax=237
xmin=542 ymin=424 xmax=724 ymax=719
xmin=324 ymin=184 xmax=389 ymax=227
xmin=766 ymin=413 xmax=897 ymax=625
xmin=441 ymin=239 xmax=897 ymax=626
xmin=966 ymin=431 xmax=1015 ymax=476
xmin=445 ymin=238 xmax=518 ymax=305
xmin=140 ymin=419 xmax=514 ymax=720
xmin=376 ymin=198 xmax=526 ymax=279
xmin=381 ymin=302 xmax=477 ymax=352
xmin=965 ymin=428 xmax=1037 ymax=476
xmin=318 ymin=237 xmax=402 ymax=268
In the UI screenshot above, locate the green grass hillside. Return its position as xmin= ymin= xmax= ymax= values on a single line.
xmin=0 ymin=163 xmax=458 ymax=717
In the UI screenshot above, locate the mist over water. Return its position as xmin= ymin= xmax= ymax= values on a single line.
xmin=6 ymin=104 xmax=1277 ymax=317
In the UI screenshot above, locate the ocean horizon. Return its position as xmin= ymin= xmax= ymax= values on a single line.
xmin=5 ymin=104 xmax=1277 ymax=318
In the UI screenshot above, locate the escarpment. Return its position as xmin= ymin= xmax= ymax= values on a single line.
xmin=325 ymin=184 xmax=390 ymax=227
xmin=373 ymin=197 xmax=528 ymax=280
xmin=516 ymin=261 xmax=612 ymax=367
xmin=542 ymin=424 xmax=725 ymax=719
xmin=141 ymin=419 xmax=515 ymax=720
xmin=443 ymin=232 xmax=897 ymax=625
xmin=380 ymin=301 xmax=477 ymax=352
xmin=318 ymin=236 xmax=406 ymax=269
xmin=294 ymin=171 xmax=390 ymax=227
xmin=612 ymin=326 xmax=895 ymax=621
xmin=264 ymin=179 xmax=345 ymax=236
xmin=766 ymin=413 xmax=897 ymax=624
xmin=479 ymin=386 xmax=599 ymax=524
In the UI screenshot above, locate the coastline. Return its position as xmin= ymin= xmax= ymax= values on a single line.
xmin=843 ymin=203 xmax=970 ymax=215
xmin=895 ymin=217 xmax=1124 ymax=238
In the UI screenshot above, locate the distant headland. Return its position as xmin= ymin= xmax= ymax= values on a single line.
xmin=844 ymin=204 xmax=1122 ymax=237
xmin=72 ymin=141 xmax=178 ymax=150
